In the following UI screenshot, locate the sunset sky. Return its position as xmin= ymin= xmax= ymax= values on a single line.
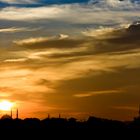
xmin=0 ymin=0 xmax=140 ymax=120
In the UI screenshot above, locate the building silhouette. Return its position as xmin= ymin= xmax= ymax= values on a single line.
xmin=3 ymin=108 xmax=19 ymax=119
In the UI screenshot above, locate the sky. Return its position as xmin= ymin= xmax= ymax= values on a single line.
xmin=0 ymin=0 xmax=140 ymax=120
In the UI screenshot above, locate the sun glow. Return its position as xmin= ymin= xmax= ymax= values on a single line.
xmin=0 ymin=101 xmax=14 ymax=111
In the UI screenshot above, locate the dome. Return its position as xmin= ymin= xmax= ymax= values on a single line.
xmin=1 ymin=114 xmax=12 ymax=120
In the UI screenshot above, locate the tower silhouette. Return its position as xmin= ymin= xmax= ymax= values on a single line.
xmin=11 ymin=109 xmax=12 ymax=119
xmin=16 ymin=109 xmax=18 ymax=119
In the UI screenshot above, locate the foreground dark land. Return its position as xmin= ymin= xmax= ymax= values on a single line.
xmin=0 ymin=116 xmax=140 ymax=130
xmin=0 ymin=116 xmax=140 ymax=138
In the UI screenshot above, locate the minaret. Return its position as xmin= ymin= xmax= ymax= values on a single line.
xmin=48 ymin=114 xmax=50 ymax=119
xmin=16 ymin=109 xmax=18 ymax=119
xmin=10 ymin=109 xmax=12 ymax=119
xmin=59 ymin=114 xmax=61 ymax=119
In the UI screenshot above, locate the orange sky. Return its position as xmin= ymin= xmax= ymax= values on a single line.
xmin=0 ymin=1 xmax=140 ymax=121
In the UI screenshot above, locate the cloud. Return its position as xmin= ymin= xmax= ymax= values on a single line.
xmin=14 ymin=22 xmax=140 ymax=50
xmin=112 ymin=105 xmax=138 ymax=111
xmin=82 ymin=23 xmax=140 ymax=54
xmin=14 ymin=37 xmax=87 ymax=50
xmin=89 ymin=0 xmax=140 ymax=8
xmin=74 ymin=90 xmax=122 ymax=97
xmin=14 ymin=37 xmax=50 ymax=45
xmin=8 ymin=23 xmax=140 ymax=81
xmin=0 ymin=6 xmax=63 ymax=21
xmin=4 ymin=58 xmax=27 ymax=62
xmin=82 ymin=23 xmax=132 ymax=38
xmin=59 ymin=34 xmax=69 ymax=39
xmin=53 ymin=67 xmax=139 ymax=99
xmin=0 ymin=1 xmax=139 ymax=26
xmin=0 ymin=27 xmax=35 ymax=33
xmin=82 ymin=26 xmax=117 ymax=38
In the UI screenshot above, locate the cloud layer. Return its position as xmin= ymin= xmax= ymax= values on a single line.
xmin=0 ymin=21 xmax=140 ymax=120
xmin=0 ymin=0 xmax=140 ymax=120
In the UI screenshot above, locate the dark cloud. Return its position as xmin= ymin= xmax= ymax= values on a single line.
xmin=46 ymin=51 xmax=91 ymax=59
xmin=55 ymin=67 xmax=140 ymax=93
xmin=15 ymin=38 xmax=86 ymax=50
xmin=106 ymin=23 xmax=140 ymax=44
xmin=90 ymin=23 xmax=140 ymax=54
xmin=14 ymin=23 xmax=140 ymax=57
